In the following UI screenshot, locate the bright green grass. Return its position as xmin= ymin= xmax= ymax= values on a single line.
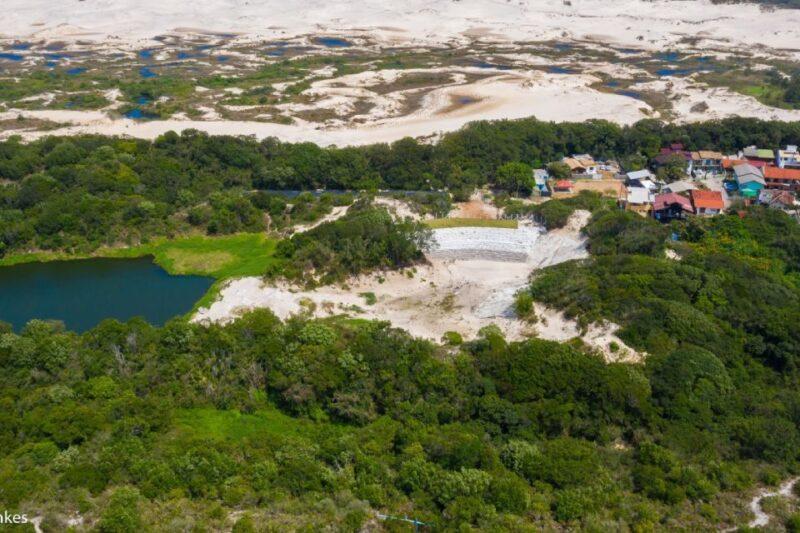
xmin=425 ymin=218 xmax=518 ymax=229
xmin=173 ymin=406 xmax=326 ymax=443
xmin=1 ymin=233 xmax=280 ymax=277
xmin=111 ymin=233 xmax=280 ymax=279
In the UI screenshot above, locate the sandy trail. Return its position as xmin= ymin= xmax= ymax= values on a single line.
xmin=194 ymin=210 xmax=641 ymax=360
xmin=748 ymin=478 xmax=799 ymax=528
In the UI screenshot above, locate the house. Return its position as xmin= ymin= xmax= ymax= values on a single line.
xmin=759 ymin=189 xmax=797 ymax=211
xmin=776 ymin=145 xmax=800 ymax=169
xmin=625 ymin=186 xmax=654 ymax=216
xmin=562 ymin=155 xmax=599 ymax=179
xmin=653 ymin=192 xmax=693 ymax=222
xmin=734 ymin=164 xmax=766 ymax=199
xmin=533 ymin=169 xmax=550 ymax=196
xmin=763 ymin=166 xmax=800 ymax=191
xmin=627 ymin=169 xmax=654 ymax=182
xmin=664 ymin=179 xmax=698 ymax=195
xmin=742 ymin=145 xmax=776 ymax=163
xmin=690 ymin=189 xmax=724 ymax=216
xmin=626 ymin=170 xmax=662 ymax=196
xmin=553 ymin=180 xmax=573 ymax=192
xmin=690 ymin=150 xmax=725 ymax=175
xmin=722 ymin=158 xmax=768 ymax=178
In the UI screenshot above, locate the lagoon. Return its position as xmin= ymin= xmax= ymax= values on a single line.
xmin=0 ymin=256 xmax=213 ymax=332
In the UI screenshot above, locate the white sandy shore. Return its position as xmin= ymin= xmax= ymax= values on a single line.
xmin=193 ymin=211 xmax=641 ymax=361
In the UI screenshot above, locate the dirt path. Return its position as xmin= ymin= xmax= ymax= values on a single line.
xmin=748 ymin=478 xmax=799 ymax=529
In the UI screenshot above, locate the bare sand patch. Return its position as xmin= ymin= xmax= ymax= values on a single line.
xmin=193 ymin=209 xmax=643 ymax=361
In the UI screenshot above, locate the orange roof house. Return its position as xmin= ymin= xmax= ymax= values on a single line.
xmin=763 ymin=166 xmax=800 ymax=190
xmin=690 ymin=190 xmax=724 ymax=215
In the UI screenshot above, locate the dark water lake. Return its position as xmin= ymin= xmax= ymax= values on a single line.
xmin=0 ymin=257 xmax=214 ymax=332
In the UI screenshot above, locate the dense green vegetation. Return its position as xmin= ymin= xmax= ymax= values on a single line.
xmin=5 ymin=117 xmax=800 ymax=257
xmin=0 ymin=203 xmax=797 ymax=530
xmin=3 ymin=118 xmax=800 ymax=530
xmin=272 ymin=204 xmax=430 ymax=285
xmin=503 ymin=191 xmax=611 ymax=229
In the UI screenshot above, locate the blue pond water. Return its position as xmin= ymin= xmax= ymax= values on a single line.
xmin=11 ymin=42 xmax=31 ymax=50
xmin=139 ymin=66 xmax=158 ymax=78
xmin=216 ymin=55 xmax=230 ymax=62
xmin=604 ymin=80 xmax=620 ymax=87
xmin=266 ymin=49 xmax=285 ymax=57
xmin=124 ymin=108 xmax=159 ymax=120
xmin=616 ymin=89 xmax=643 ymax=100
xmin=45 ymin=53 xmax=70 ymax=60
xmin=314 ymin=37 xmax=352 ymax=48
xmin=45 ymin=61 xmax=58 ymax=68
xmin=0 ymin=52 xmax=24 ymax=61
xmin=139 ymin=49 xmax=154 ymax=59
xmin=136 ymin=95 xmax=152 ymax=105
xmin=548 ymin=66 xmax=577 ymax=74
xmin=656 ymin=51 xmax=680 ymax=63
xmin=472 ymin=60 xmax=513 ymax=70
xmin=0 ymin=256 xmax=213 ymax=333
xmin=66 ymin=67 xmax=86 ymax=75
xmin=553 ymin=42 xmax=573 ymax=51
xmin=656 ymin=67 xmax=696 ymax=77
xmin=177 ymin=51 xmax=203 ymax=59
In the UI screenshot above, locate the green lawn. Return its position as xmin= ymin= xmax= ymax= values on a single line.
xmin=1 ymin=233 xmax=280 ymax=277
xmin=109 ymin=233 xmax=281 ymax=279
xmin=172 ymin=406 xmax=330 ymax=444
xmin=425 ymin=218 xmax=518 ymax=229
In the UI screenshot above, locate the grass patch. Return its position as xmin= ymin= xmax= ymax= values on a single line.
xmin=172 ymin=406 xmax=319 ymax=444
xmin=425 ymin=218 xmax=518 ymax=229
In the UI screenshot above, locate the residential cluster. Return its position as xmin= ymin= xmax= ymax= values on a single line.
xmin=532 ymin=144 xmax=800 ymax=222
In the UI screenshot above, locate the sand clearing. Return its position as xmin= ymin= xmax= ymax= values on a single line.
xmin=194 ymin=210 xmax=641 ymax=361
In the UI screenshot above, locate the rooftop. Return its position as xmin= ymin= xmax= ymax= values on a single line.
xmin=654 ymin=192 xmax=693 ymax=212
xmin=690 ymin=189 xmax=724 ymax=210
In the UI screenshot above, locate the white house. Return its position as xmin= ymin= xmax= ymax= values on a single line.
xmin=777 ymin=145 xmax=800 ymax=169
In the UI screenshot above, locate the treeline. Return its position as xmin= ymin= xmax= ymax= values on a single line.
xmin=2 ymin=203 xmax=800 ymax=529
xmin=3 ymin=117 xmax=800 ymax=256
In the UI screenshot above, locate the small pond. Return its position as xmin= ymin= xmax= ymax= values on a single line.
xmin=0 ymin=256 xmax=214 ymax=332
xmin=314 ymin=37 xmax=352 ymax=48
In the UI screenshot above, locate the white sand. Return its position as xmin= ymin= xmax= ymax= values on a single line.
xmin=194 ymin=210 xmax=642 ymax=361
xmin=0 ymin=72 xmax=648 ymax=145
xmin=4 ymin=0 xmax=799 ymax=53
xmin=748 ymin=478 xmax=799 ymax=528
xmin=3 ymin=1 xmax=800 ymax=144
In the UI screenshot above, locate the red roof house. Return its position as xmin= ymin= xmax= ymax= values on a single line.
xmin=690 ymin=190 xmax=724 ymax=215
xmin=763 ymin=166 xmax=800 ymax=190
xmin=553 ymin=180 xmax=573 ymax=192
xmin=653 ymin=192 xmax=693 ymax=222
